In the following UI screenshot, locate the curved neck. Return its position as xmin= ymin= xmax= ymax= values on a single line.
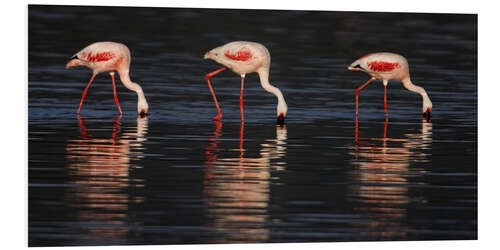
xmin=401 ymin=77 xmax=432 ymax=112
xmin=257 ymin=68 xmax=287 ymax=115
xmin=118 ymin=70 xmax=149 ymax=112
xmin=118 ymin=70 xmax=142 ymax=92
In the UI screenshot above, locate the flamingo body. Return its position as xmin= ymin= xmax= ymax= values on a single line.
xmin=66 ymin=42 xmax=149 ymax=116
xmin=348 ymin=52 xmax=432 ymax=118
xmin=204 ymin=41 xmax=288 ymax=124
xmin=205 ymin=41 xmax=270 ymax=75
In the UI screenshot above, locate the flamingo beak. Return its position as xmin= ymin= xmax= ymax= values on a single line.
xmin=277 ymin=113 xmax=285 ymax=125
xmin=139 ymin=109 xmax=147 ymax=118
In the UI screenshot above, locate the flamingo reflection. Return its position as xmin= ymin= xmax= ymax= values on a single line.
xmin=65 ymin=115 xmax=148 ymax=244
xmin=204 ymin=121 xmax=287 ymax=243
xmin=350 ymin=118 xmax=432 ymax=238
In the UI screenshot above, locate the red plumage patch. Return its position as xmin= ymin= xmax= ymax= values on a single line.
xmin=87 ymin=52 xmax=114 ymax=62
xmin=368 ymin=61 xmax=400 ymax=72
xmin=224 ymin=49 xmax=252 ymax=61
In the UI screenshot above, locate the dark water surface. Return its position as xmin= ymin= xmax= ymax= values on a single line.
xmin=28 ymin=5 xmax=477 ymax=246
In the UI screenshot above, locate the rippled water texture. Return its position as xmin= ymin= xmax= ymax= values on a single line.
xmin=28 ymin=5 xmax=477 ymax=246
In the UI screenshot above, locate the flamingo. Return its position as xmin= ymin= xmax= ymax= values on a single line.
xmin=203 ymin=41 xmax=288 ymax=125
xmin=348 ymin=52 xmax=432 ymax=119
xmin=65 ymin=42 xmax=149 ymax=117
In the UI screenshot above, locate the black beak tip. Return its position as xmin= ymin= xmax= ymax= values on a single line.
xmin=139 ymin=111 xmax=147 ymax=118
xmin=423 ymin=110 xmax=431 ymax=121
xmin=277 ymin=114 xmax=285 ymax=125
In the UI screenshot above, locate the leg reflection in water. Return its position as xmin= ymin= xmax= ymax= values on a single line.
xmin=65 ymin=115 xmax=148 ymax=245
xmin=350 ymin=117 xmax=432 ymax=239
xmin=203 ymin=120 xmax=287 ymax=244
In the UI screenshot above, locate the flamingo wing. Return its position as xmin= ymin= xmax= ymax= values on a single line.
xmin=75 ymin=43 xmax=120 ymax=63
xmin=366 ymin=60 xmax=401 ymax=72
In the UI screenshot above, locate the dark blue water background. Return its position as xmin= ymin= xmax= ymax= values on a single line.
xmin=28 ymin=5 xmax=477 ymax=246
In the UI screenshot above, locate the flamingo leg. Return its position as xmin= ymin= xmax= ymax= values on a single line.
xmin=76 ymin=114 xmax=89 ymax=140
xmin=384 ymin=84 xmax=388 ymax=116
xmin=239 ymin=117 xmax=245 ymax=159
xmin=111 ymin=73 xmax=123 ymax=115
xmin=383 ymin=115 xmax=388 ymax=139
xmin=77 ymin=72 xmax=97 ymax=114
xmin=205 ymin=67 xmax=227 ymax=120
xmin=240 ymin=75 xmax=245 ymax=122
xmin=204 ymin=120 xmax=223 ymax=178
xmin=355 ymin=115 xmax=359 ymax=143
xmin=355 ymin=77 xmax=376 ymax=116
xmin=111 ymin=114 xmax=123 ymax=143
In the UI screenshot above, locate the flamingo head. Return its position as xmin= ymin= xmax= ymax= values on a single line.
xmin=347 ymin=60 xmax=365 ymax=71
xmin=277 ymin=101 xmax=288 ymax=125
xmin=203 ymin=50 xmax=213 ymax=60
xmin=65 ymin=55 xmax=84 ymax=69
xmin=423 ymin=100 xmax=432 ymax=121
xmin=138 ymin=98 xmax=149 ymax=118
xmin=277 ymin=113 xmax=285 ymax=125
xmin=203 ymin=47 xmax=225 ymax=64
